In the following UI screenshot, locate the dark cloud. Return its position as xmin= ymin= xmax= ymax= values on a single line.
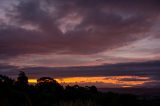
xmin=0 ymin=0 xmax=159 ymax=58
xmin=139 ymin=81 xmax=160 ymax=88
xmin=0 ymin=63 xmax=19 ymax=77
xmin=119 ymin=78 xmax=149 ymax=82
xmin=0 ymin=60 xmax=160 ymax=87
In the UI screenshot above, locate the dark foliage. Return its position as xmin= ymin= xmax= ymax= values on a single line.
xmin=0 ymin=72 xmax=160 ymax=106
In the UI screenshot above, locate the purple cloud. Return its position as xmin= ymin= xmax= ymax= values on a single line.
xmin=0 ymin=0 xmax=159 ymax=59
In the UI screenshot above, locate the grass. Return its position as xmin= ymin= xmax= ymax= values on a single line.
xmin=55 ymin=100 xmax=100 ymax=106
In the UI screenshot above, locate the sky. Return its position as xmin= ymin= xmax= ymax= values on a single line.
xmin=0 ymin=0 xmax=160 ymax=88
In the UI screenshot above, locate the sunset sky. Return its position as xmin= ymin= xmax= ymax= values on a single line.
xmin=0 ymin=0 xmax=160 ymax=88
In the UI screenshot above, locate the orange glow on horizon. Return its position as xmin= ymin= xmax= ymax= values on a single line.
xmin=28 ymin=76 xmax=151 ymax=88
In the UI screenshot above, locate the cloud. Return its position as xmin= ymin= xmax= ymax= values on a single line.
xmin=0 ymin=0 xmax=159 ymax=59
xmin=1 ymin=0 xmax=160 ymax=88
xmin=0 ymin=63 xmax=19 ymax=77
xmin=0 ymin=60 xmax=160 ymax=87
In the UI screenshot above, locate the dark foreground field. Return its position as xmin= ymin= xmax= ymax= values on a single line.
xmin=1 ymin=72 xmax=160 ymax=106
xmin=99 ymin=88 xmax=160 ymax=96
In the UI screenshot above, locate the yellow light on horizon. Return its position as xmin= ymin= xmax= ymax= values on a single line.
xmin=28 ymin=79 xmax=37 ymax=84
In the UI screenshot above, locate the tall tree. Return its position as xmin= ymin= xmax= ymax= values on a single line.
xmin=15 ymin=71 xmax=28 ymax=90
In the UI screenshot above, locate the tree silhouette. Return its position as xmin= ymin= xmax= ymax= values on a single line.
xmin=89 ymin=86 xmax=98 ymax=93
xmin=15 ymin=71 xmax=29 ymax=90
xmin=17 ymin=71 xmax=28 ymax=84
xmin=36 ymin=77 xmax=63 ymax=92
xmin=0 ymin=74 xmax=15 ymax=89
xmin=37 ymin=77 xmax=58 ymax=84
xmin=35 ymin=77 xmax=64 ymax=104
xmin=0 ymin=73 xmax=160 ymax=106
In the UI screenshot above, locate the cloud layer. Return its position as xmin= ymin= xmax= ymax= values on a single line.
xmin=0 ymin=0 xmax=160 ymax=59
xmin=0 ymin=60 xmax=160 ymax=88
xmin=0 ymin=0 xmax=160 ymax=88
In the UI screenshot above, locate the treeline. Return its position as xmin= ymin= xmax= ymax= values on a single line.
xmin=0 ymin=71 xmax=160 ymax=106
